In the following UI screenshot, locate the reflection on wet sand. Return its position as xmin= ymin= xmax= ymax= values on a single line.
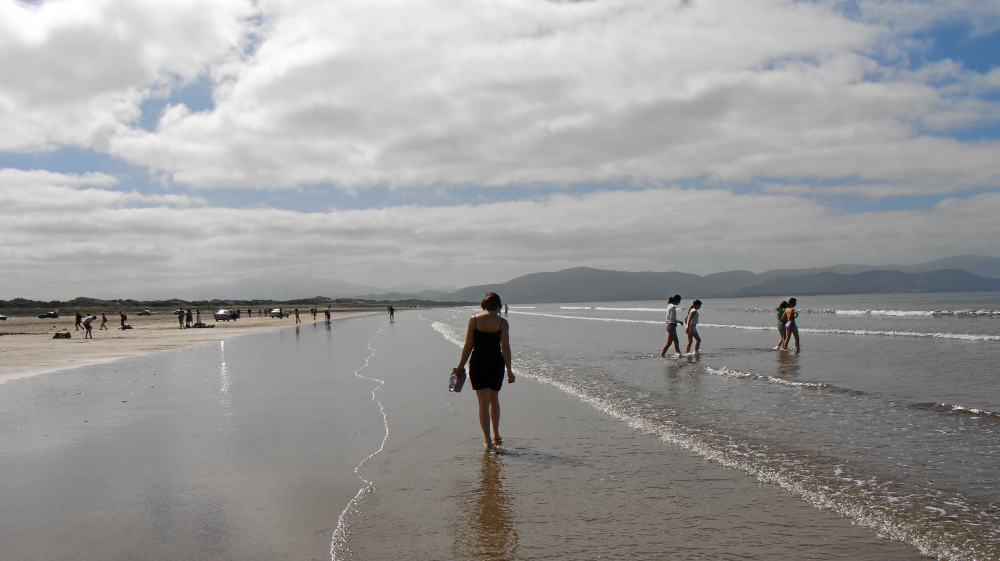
xmin=454 ymin=452 xmax=518 ymax=560
xmin=776 ymin=349 xmax=800 ymax=378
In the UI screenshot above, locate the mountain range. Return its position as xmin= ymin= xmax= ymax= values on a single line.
xmin=165 ymin=255 xmax=1000 ymax=303
xmin=442 ymin=255 xmax=1000 ymax=304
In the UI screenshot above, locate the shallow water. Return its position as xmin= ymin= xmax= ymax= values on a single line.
xmin=416 ymin=293 xmax=999 ymax=560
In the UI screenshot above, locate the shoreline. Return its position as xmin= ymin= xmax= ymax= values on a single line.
xmin=0 ymin=311 xmax=374 ymax=383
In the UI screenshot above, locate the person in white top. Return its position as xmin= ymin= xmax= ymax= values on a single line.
xmin=685 ymin=300 xmax=702 ymax=355
xmin=659 ymin=295 xmax=684 ymax=357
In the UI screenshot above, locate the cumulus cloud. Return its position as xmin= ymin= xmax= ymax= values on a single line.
xmin=0 ymin=0 xmax=254 ymax=150
xmin=2 ymin=170 xmax=998 ymax=299
xmin=2 ymin=0 xmax=997 ymax=194
xmin=2 ymin=0 xmax=999 ymax=299
xmin=97 ymin=0 xmax=999 ymax=194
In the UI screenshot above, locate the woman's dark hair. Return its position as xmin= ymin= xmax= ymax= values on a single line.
xmin=788 ymin=297 xmax=797 ymax=306
xmin=481 ymin=292 xmax=502 ymax=311
xmin=778 ymin=301 xmax=787 ymax=308
xmin=692 ymin=299 xmax=702 ymax=307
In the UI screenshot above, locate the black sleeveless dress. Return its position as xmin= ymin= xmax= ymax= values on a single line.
xmin=469 ymin=317 xmax=506 ymax=391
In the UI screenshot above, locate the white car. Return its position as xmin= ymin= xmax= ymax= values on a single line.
xmin=0 ymin=314 xmax=7 ymax=321
xmin=214 ymin=309 xmax=236 ymax=321
xmin=269 ymin=309 xmax=289 ymax=318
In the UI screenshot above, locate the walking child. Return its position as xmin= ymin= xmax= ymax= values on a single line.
xmin=685 ymin=300 xmax=702 ymax=355
xmin=659 ymin=295 xmax=684 ymax=357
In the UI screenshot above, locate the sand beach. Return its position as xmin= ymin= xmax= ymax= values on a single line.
xmin=0 ymin=311 xmax=367 ymax=383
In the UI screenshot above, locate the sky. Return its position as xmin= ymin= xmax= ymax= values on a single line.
xmin=1 ymin=0 xmax=999 ymax=300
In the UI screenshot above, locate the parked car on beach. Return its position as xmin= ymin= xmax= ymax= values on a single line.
xmin=214 ymin=309 xmax=236 ymax=321
xmin=37 ymin=311 xmax=59 ymax=319
xmin=269 ymin=309 xmax=289 ymax=318
xmin=0 ymin=314 xmax=7 ymax=321
xmin=136 ymin=310 xmax=152 ymax=316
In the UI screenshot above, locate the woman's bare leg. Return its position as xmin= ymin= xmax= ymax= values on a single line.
xmin=476 ymin=389 xmax=493 ymax=449
xmin=489 ymin=390 xmax=502 ymax=443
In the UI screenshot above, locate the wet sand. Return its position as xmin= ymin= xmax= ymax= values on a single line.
xmin=0 ymin=312 xmax=930 ymax=560
xmin=0 ymin=314 xmax=389 ymax=561
xmin=336 ymin=311 xmax=929 ymax=560
xmin=0 ymin=311 xmax=366 ymax=383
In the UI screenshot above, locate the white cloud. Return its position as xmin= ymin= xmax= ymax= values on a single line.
xmin=2 ymin=172 xmax=998 ymax=299
xmin=96 ymin=0 xmax=999 ymax=195
xmin=0 ymin=0 xmax=254 ymax=150
xmin=2 ymin=0 xmax=997 ymax=194
xmin=2 ymin=0 xmax=1000 ymax=299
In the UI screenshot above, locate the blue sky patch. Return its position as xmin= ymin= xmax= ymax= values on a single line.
xmin=137 ymin=75 xmax=215 ymax=132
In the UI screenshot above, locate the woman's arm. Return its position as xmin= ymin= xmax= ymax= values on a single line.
xmin=455 ymin=317 xmax=476 ymax=371
xmin=500 ymin=319 xmax=514 ymax=382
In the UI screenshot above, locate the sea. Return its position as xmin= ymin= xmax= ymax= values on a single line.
xmin=417 ymin=292 xmax=1000 ymax=561
xmin=2 ymin=292 xmax=998 ymax=560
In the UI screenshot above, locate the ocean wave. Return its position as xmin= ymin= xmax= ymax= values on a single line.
xmin=704 ymin=366 xmax=828 ymax=389
xmin=519 ymin=311 xmax=1000 ymax=341
xmin=703 ymin=323 xmax=1000 ymax=341
xmin=723 ymin=307 xmax=1000 ymax=317
xmin=429 ymin=315 xmax=1000 ymax=560
xmin=560 ymin=306 xmax=663 ymax=312
xmin=908 ymin=402 xmax=1000 ymax=421
xmin=517 ymin=360 xmax=1000 ymax=561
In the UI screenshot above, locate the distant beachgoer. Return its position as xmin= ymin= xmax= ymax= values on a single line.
xmin=773 ymin=301 xmax=788 ymax=350
xmin=311 ymin=307 xmax=317 ymax=320
xmin=119 ymin=311 xmax=127 ymax=329
xmin=185 ymin=309 xmax=193 ymax=328
xmin=100 ymin=313 xmax=108 ymax=330
xmin=324 ymin=306 xmax=331 ymax=322
xmin=388 ymin=306 xmax=395 ymax=323
xmin=82 ymin=315 xmax=95 ymax=339
xmin=294 ymin=308 xmax=301 ymax=324
xmin=685 ymin=300 xmax=702 ymax=355
xmin=75 ymin=312 xmax=83 ymax=331
xmin=781 ymin=297 xmax=800 ymax=352
xmin=659 ymin=295 xmax=684 ymax=357
xmin=195 ymin=310 xmax=201 ymax=325
xmin=504 ymin=304 xmax=508 ymax=317
xmin=178 ymin=309 xmax=184 ymax=329
xmin=454 ymin=292 xmax=515 ymax=451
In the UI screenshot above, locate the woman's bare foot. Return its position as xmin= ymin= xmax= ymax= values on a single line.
xmin=484 ymin=438 xmax=493 ymax=451
xmin=493 ymin=436 xmax=503 ymax=446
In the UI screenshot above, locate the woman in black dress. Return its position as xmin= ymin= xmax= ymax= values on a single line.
xmin=455 ymin=292 xmax=515 ymax=450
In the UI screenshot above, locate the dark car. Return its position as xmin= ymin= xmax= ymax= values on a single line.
xmin=38 ymin=311 xmax=59 ymax=319
xmin=0 ymin=314 xmax=7 ymax=321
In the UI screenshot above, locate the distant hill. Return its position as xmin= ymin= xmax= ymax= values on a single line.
xmin=757 ymin=255 xmax=1000 ymax=281
xmin=443 ymin=256 xmax=1000 ymax=303
xmin=734 ymin=269 xmax=1000 ymax=297
xmin=448 ymin=268 xmax=706 ymax=304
